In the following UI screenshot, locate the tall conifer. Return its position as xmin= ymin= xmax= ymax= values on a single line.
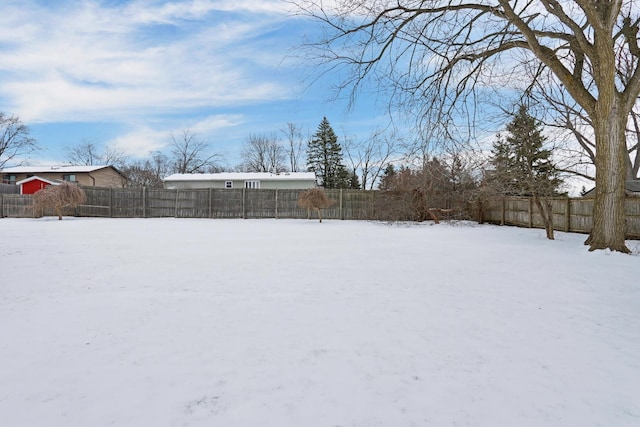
xmin=307 ymin=117 xmax=349 ymax=188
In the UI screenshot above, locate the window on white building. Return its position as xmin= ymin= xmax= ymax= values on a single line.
xmin=244 ymin=180 xmax=260 ymax=189
xmin=62 ymin=174 xmax=76 ymax=182
xmin=225 ymin=181 xmax=233 ymax=189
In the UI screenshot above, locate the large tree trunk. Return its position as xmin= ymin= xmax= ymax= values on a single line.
xmin=585 ymin=101 xmax=630 ymax=253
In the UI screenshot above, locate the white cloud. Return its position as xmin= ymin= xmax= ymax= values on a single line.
xmin=108 ymin=126 xmax=169 ymax=158
xmin=190 ymin=114 xmax=245 ymax=134
xmin=0 ymin=0 xmax=294 ymax=123
xmin=106 ymin=113 xmax=244 ymax=158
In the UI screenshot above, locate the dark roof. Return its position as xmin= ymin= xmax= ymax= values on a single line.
xmin=582 ymin=180 xmax=640 ymax=197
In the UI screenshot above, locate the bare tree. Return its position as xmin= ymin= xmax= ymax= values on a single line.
xmin=32 ymin=182 xmax=86 ymax=220
xmin=65 ymin=140 xmax=127 ymax=169
xmin=282 ymin=123 xmax=306 ymax=172
xmin=240 ymin=133 xmax=286 ymax=172
xmin=65 ymin=140 xmax=100 ymax=165
xmin=170 ymin=129 xmax=220 ymax=174
xmin=121 ymin=151 xmax=171 ymax=188
xmin=0 ymin=112 xmax=39 ymax=169
xmin=527 ymin=65 xmax=640 ymax=182
xmin=295 ymin=0 xmax=640 ymax=252
xmin=101 ymin=145 xmax=128 ymax=170
xmin=343 ymin=128 xmax=399 ymax=190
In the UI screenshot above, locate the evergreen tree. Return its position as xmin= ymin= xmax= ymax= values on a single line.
xmin=378 ymin=164 xmax=396 ymax=190
xmin=307 ymin=117 xmax=349 ymax=188
xmin=348 ymin=170 xmax=361 ymax=189
xmin=490 ymin=104 xmax=563 ymax=239
xmin=490 ymin=105 xmax=561 ymax=197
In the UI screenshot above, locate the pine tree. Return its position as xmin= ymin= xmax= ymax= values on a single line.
xmin=490 ymin=105 xmax=561 ymax=197
xmin=490 ymin=104 xmax=563 ymax=239
xmin=378 ymin=164 xmax=396 ymax=190
xmin=348 ymin=170 xmax=361 ymax=189
xmin=307 ymin=117 xmax=349 ymax=188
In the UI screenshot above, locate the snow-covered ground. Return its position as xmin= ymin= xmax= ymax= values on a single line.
xmin=1 ymin=218 xmax=638 ymax=427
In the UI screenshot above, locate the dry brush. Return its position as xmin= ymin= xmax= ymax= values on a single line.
xmin=297 ymin=188 xmax=335 ymax=223
xmin=33 ymin=182 xmax=86 ymax=220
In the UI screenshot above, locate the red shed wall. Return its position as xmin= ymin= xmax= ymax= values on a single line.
xmin=21 ymin=179 xmax=51 ymax=195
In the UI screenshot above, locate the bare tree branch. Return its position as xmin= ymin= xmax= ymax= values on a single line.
xmin=0 ymin=113 xmax=39 ymax=169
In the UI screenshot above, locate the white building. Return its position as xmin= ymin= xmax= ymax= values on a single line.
xmin=163 ymin=172 xmax=317 ymax=190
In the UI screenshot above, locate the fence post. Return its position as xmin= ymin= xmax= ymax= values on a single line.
xmin=142 ymin=187 xmax=146 ymax=218
xmin=0 ymin=193 xmax=3 ymax=218
xmin=275 ymin=189 xmax=279 ymax=219
xmin=501 ymin=197 xmax=505 ymax=225
xmin=174 ymin=189 xmax=179 ymax=218
xmin=340 ymin=189 xmax=343 ymax=220
xmin=242 ymin=188 xmax=246 ymax=219
xmin=370 ymin=190 xmax=375 ymax=220
xmin=109 ymin=187 xmax=113 ymax=218
xmin=528 ymin=197 xmax=533 ymax=228
xmin=208 ymin=188 xmax=213 ymax=219
xmin=565 ymin=197 xmax=571 ymax=232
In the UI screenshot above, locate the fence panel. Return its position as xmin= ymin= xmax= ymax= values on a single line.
xmin=146 ymin=188 xmax=176 ymax=217
xmin=569 ymin=198 xmax=594 ymax=233
xmin=82 ymin=187 xmax=113 ymax=217
xmin=625 ymin=197 xmax=640 ymax=238
xmin=275 ymin=189 xmax=307 ymax=219
xmin=245 ymin=189 xmax=277 ymax=218
xmin=112 ymin=188 xmax=144 ymax=217
xmin=177 ymin=189 xmax=209 ymax=218
xmin=210 ymin=189 xmax=243 ymax=218
xmin=0 ymin=183 xmax=19 ymax=194
xmin=342 ymin=190 xmax=375 ymax=220
xmin=1 ymin=195 xmax=32 ymax=217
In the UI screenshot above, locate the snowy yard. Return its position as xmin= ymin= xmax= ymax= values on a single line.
xmin=1 ymin=218 xmax=639 ymax=427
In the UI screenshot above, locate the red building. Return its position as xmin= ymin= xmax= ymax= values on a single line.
xmin=16 ymin=176 xmax=59 ymax=195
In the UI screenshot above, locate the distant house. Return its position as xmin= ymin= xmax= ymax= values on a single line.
xmin=15 ymin=176 xmax=59 ymax=195
xmin=582 ymin=180 xmax=640 ymax=197
xmin=1 ymin=165 xmax=127 ymax=188
xmin=163 ymin=172 xmax=317 ymax=190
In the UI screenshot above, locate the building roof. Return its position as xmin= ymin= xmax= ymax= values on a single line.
xmin=163 ymin=172 xmax=317 ymax=182
xmin=582 ymin=180 xmax=640 ymax=197
xmin=15 ymin=176 xmax=60 ymax=186
xmin=1 ymin=165 xmax=114 ymax=174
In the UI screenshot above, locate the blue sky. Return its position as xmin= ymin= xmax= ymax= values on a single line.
xmin=0 ymin=0 xmax=394 ymax=168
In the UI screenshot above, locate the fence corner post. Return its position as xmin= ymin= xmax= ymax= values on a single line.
xmin=142 ymin=186 xmax=146 ymax=219
xmin=528 ymin=197 xmax=533 ymax=228
xmin=339 ymin=188 xmax=343 ymax=220
xmin=501 ymin=197 xmax=505 ymax=225
xmin=565 ymin=197 xmax=571 ymax=232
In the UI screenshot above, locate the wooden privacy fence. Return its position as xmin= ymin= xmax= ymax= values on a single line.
xmin=478 ymin=196 xmax=640 ymax=238
xmin=0 ymin=188 xmax=377 ymax=221
xmin=0 ymin=183 xmax=19 ymax=194
xmin=2 ymin=188 xmax=639 ymax=238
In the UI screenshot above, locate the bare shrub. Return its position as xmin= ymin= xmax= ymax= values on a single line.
xmin=33 ymin=182 xmax=86 ymax=220
xmin=297 ymin=188 xmax=335 ymax=223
